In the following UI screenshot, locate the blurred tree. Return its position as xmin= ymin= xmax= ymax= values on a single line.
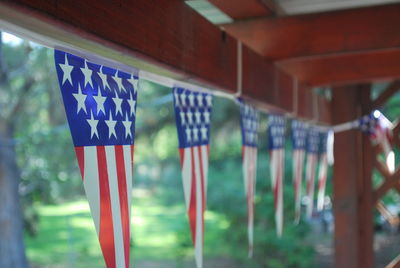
xmin=0 ymin=32 xmax=71 ymax=268
xmin=0 ymin=32 xmax=31 ymax=268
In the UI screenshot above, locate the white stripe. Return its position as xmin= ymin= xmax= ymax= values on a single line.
xmin=193 ymin=146 xmax=203 ymax=268
xmin=83 ymin=146 xmax=100 ymax=234
xmin=276 ymin=149 xmax=284 ymax=237
xmin=200 ymin=145 xmax=209 ymax=199
xmin=105 ymin=146 xmax=125 ymax=268
xmin=243 ymin=147 xmax=249 ymax=195
xmin=181 ymin=148 xmax=192 ymax=210
xmin=250 ymin=147 xmax=257 ymax=255
xmin=306 ymin=154 xmax=316 ymax=218
xmin=123 ymin=145 xmax=133 ymax=221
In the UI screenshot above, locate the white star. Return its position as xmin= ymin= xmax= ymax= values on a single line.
xmin=194 ymin=110 xmax=201 ymax=124
xmin=180 ymin=111 xmax=186 ymax=125
xmin=98 ymin=67 xmax=110 ymax=90
xmin=72 ymin=84 xmax=87 ymax=114
xmin=197 ymin=95 xmax=203 ymax=106
xmin=187 ymin=111 xmax=193 ymax=125
xmin=115 ymin=75 xmax=125 ymax=93
xmin=86 ymin=111 xmax=99 ymax=139
xmin=93 ymin=92 xmax=106 ymax=115
xmin=122 ymin=114 xmax=132 ymax=138
xmin=174 ymin=92 xmax=180 ymax=107
xmin=185 ymin=127 xmax=192 ymax=143
xmin=193 ymin=128 xmax=199 ymax=141
xmin=204 ymin=110 xmax=210 ymax=124
xmin=112 ymin=95 xmax=123 ymax=116
xmin=80 ymin=61 xmax=94 ymax=88
xmin=59 ymin=54 xmax=74 ymax=86
xmin=205 ymin=95 xmax=212 ymax=106
xmin=127 ymin=75 xmax=139 ymax=94
xmin=188 ymin=94 xmax=195 ymax=106
xmin=105 ymin=112 xmax=117 ymax=139
xmin=180 ymin=93 xmax=186 ymax=106
xmin=127 ymin=91 xmax=136 ymax=116
xmin=200 ymin=126 xmax=208 ymax=140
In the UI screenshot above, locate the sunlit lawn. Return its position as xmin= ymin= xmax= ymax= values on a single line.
xmin=25 ymin=188 xmax=231 ymax=268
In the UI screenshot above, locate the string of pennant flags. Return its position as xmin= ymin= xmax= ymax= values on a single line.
xmin=54 ymin=49 xmax=395 ymax=268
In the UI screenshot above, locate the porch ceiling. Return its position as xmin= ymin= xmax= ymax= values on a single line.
xmin=187 ymin=1 xmax=400 ymax=87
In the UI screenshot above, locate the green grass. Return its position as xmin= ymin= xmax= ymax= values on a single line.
xmin=25 ymin=188 xmax=231 ymax=267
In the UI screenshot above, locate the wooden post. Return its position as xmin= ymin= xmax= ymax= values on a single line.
xmin=332 ymin=85 xmax=374 ymax=268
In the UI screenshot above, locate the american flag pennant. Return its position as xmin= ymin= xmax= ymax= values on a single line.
xmin=173 ymin=87 xmax=213 ymax=268
xmin=267 ymin=115 xmax=286 ymax=237
xmin=305 ymin=128 xmax=320 ymax=218
xmin=317 ymin=131 xmax=329 ymax=211
xmin=55 ymin=50 xmax=138 ymax=268
xmin=359 ymin=110 xmax=395 ymax=173
xmin=239 ymin=99 xmax=259 ymax=257
xmin=291 ymin=120 xmax=307 ymax=224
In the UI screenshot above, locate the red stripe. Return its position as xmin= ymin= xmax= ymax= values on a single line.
xmin=75 ymin=147 xmax=85 ymax=180
xmin=293 ymin=151 xmax=298 ymax=201
xmin=115 ymin=145 xmax=130 ymax=268
xmin=197 ymin=146 xmax=206 ymax=248
xmin=179 ymin=148 xmax=185 ymax=168
xmin=188 ymin=147 xmax=197 ymax=245
xmin=307 ymin=155 xmax=316 ymax=197
xmin=97 ymin=146 xmax=116 ymax=268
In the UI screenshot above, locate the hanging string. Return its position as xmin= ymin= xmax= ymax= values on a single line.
xmin=55 ymin=45 xmax=383 ymax=134
xmin=234 ymin=40 xmax=243 ymax=98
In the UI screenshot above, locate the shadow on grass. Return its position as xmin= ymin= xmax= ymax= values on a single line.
xmin=26 ymin=189 xmax=234 ymax=268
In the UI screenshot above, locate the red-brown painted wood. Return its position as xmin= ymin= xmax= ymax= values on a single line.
xmin=332 ymin=85 xmax=374 ymax=268
xmin=223 ymin=4 xmax=400 ymax=60
xmin=208 ymin=0 xmax=272 ymax=20
xmin=2 ymin=0 xmax=331 ymax=123
xmin=359 ymin=87 xmax=375 ymax=268
xmin=278 ymin=49 xmax=400 ymax=87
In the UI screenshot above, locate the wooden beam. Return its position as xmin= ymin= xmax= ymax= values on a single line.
xmin=394 ymin=121 xmax=400 ymax=149
xmin=222 ymin=4 xmax=400 ymax=61
xmin=373 ymin=167 xmax=400 ymax=203
xmin=387 ymin=254 xmax=400 ymax=268
xmin=0 ymin=0 xmax=330 ymax=123
xmin=370 ymin=81 xmax=400 ymax=111
xmin=332 ymin=85 xmax=374 ymax=268
xmin=278 ymin=49 xmax=400 ymax=87
xmin=376 ymin=201 xmax=399 ymax=226
xmin=207 ymin=0 xmax=272 ymax=20
xmin=358 ymin=86 xmax=375 ymax=268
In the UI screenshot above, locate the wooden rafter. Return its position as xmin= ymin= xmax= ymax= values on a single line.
xmin=208 ymin=0 xmax=272 ymax=20
xmin=278 ymin=49 xmax=400 ymax=87
xmin=370 ymin=81 xmax=400 ymax=111
xmin=222 ymin=4 xmax=400 ymax=61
